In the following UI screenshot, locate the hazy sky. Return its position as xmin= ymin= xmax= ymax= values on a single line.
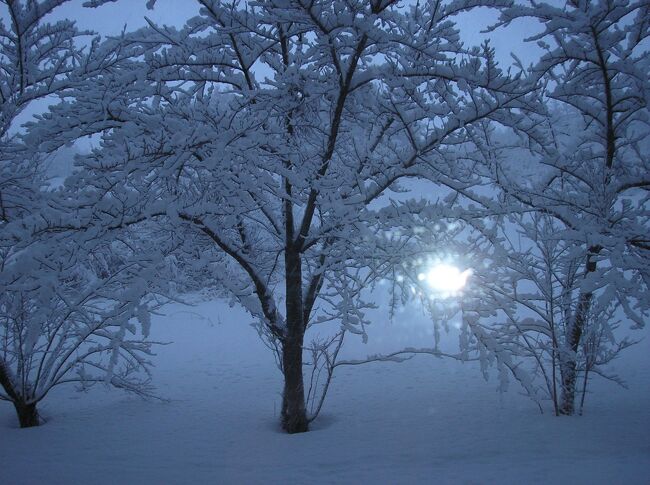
xmin=2 ymin=0 xmax=545 ymax=137
xmin=38 ymin=0 xmax=545 ymax=67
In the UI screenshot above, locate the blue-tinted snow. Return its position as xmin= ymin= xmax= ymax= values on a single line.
xmin=1 ymin=299 xmax=648 ymax=484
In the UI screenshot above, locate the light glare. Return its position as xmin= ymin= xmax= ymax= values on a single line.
xmin=419 ymin=263 xmax=470 ymax=294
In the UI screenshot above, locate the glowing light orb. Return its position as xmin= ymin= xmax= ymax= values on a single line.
xmin=418 ymin=263 xmax=471 ymax=294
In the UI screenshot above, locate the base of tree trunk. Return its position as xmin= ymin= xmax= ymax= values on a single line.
xmin=558 ymin=392 xmax=576 ymax=415
xmin=282 ymin=413 xmax=309 ymax=434
xmin=560 ymin=364 xmax=577 ymax=416
xmin=280 ymin=324 xmax=309 ymax=434
xmin=558 ymin=404 xmax=575 ymax=416
xmin=14 ymin=401 xmax=40 ymax=428
xmin=281 ymin=390 xmax=309 ymax=434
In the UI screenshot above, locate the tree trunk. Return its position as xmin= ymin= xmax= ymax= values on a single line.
xmin=0 ymin=360 xmax=40 ymax=427
xmin=559 ymin=361 xmax=577 ymax=415
xmin=559 ymin=290 xmax=591 ymax=415
xmin=13 ymin=400 xmax=40 ymax=428
xmin=281 ymin=247 xmax=309 ymax=433
xmin=281 ymin=333 xmax=308 ymax=433
xmin=559 ymin=250 xmax=598 ymax=415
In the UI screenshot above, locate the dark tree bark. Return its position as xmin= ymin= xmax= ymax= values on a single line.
xmin=281 ymin=247 xmax=309 ymax=433
xmin=13 ymin=400 xmax=40 ymax=428
xmin=281 ymin=333 xmax=308 ymax=433
xmin=559 ymin=293 xmax=589 ymax=415
xmin=559 ymin=250 xmax=599 ymax=415
xmin=0 ymin=360 xmax=41 ymax=427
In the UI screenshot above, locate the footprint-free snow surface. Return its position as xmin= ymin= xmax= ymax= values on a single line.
xmin=2 ymin=299 xmax=649 ymax=484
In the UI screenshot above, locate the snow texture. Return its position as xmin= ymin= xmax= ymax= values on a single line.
xmin=1 ymin=300 xmax=648 ymax=484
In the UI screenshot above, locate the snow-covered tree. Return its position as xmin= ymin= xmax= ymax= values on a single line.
xmin=0 ymin=213 xmax=168 ymax=426
xmin=0 ymin=0 xmax=168 ymax=428
xmin=25 ymin=0 xmax=541 ymax=433
xmin=478 ymin=0 xmax=650 ymax=415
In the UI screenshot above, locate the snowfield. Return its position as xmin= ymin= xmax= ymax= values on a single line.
xmin=2 ymin=299 xmax=649 ymax=484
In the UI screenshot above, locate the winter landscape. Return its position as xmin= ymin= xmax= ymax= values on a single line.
xmin=2 ymin=298 xmax=649 ymax=484
xmin=1 ymin=0 xmax=649 ymax=484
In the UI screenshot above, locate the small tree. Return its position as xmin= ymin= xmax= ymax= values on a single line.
xmin=464 ymin=207 xmax=640 ymax=415
xmin=0 ymin=0 xmax=168 ymax=427
xmin=0 ymin=218 xmax=167 ymax=427
xmin=476 ymin=0 xmax=650 ymax=415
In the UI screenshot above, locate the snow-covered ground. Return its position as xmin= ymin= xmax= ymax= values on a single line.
xmin=2 ymin=299 xmax=649 ymax=484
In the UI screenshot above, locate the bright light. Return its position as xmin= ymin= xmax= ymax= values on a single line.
xmin=418 ymin=263 xmax=471 ymax=295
